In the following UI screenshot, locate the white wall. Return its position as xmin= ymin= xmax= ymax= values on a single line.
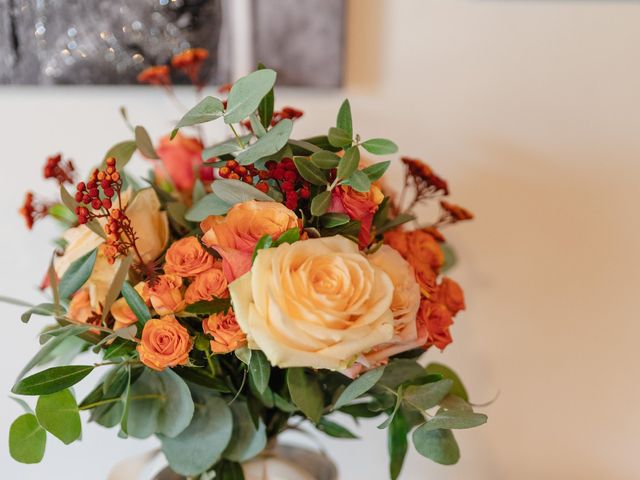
xmin=1 ymin=0 xmax=640 ymax=478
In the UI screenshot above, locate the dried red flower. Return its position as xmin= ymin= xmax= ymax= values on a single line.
xmin=137 ymin=65 xmax=171 ymax=86
xmin=19 ymin=192 xmax=48 ymax=230
xmin=43 ymin=154 xmax=75 ymax=185
xmin=171 ymin=48 xmax=209 ymax=86
xmin=440 ymin=200 xmax=474 ymax=222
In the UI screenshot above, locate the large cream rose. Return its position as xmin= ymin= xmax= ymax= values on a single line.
xmin=54 ymin=189 xmax=169 ymax=310
xmin=229 ymin=235 xmax=394 ymax=370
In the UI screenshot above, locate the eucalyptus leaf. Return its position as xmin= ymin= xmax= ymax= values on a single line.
xmin=185 ymin=193 xmax=233 ymax=221
xmin=361 ymin=138 xmax=399 ymax=155
xmin=13 ymin=365 xmax=94 ymax=396
xmin=425 ymin=363 xmax=468 ymax=401
xmin=212 ymin=179 xmax=274 ymax=204
xmin=35 ymin=389 xmax=81 ymax=444
xmin=224 ymin=401 xmax=267 ymax=462
xmin=127 ymin=369 xmax=194 ymax=439
xmin=203 ymin=137 xmax=245 ymax=161
xmin=378 ymin=386 xmax=404 ymax=429
xmin=412 ymin=428 xmax=460 ymax=465
xmin=310 ymin=190 xmax=332 ymax=216
xmin=318 ymin=418 xmax=358 ymax=439
xmin=420 ymin=409 xmax=487 ymax=432
xmin=378 ymin=359 xmax=427 ymax=390
xmin=103 ymin=140 xmax=138 ymax=169
xmin=334 ymin=367 xmax=385 ymax=410
xmin=9 ymin=414 xmax=46 ymax=464
xmin=171 ymin=96 xmax=225 ymax=138
xmin=249 ymin=112 xmax=267 ymax=137
xmin=58 ymin=248 xmax=98 ymax=300
xmin=225 ymin=69 xmax=277 ymax=124
xmin=287 ymin=368 xmax=323 ymax=424
xmin=257 ymin=63 xmax=275 ymax=129
xmin=160 ymin=396 xmax=233 ymax=476
xmin=134 ymin=125 xmax=159 ymax=159
xmin=235 ymin=119 xmax=293 ymax=165
xmin=403 ymin=379 xmax=453 ymax=411
xmin=336 ymin=146 xmax=360 ymax=181
xmin=293 ymin=156 xmax=328 ymax=186
xmin=336 ymin=99 xmax=353 ymax=139
xmin=388 ymin=411 xmax=409 ymax=480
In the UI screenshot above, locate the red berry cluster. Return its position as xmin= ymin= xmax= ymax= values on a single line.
xmin=219 ymin=160 xmax=270 ymax=192
xmin=266 ymin=158 xmax=310 ymax=210
xmin=43 ymin=154 xmax=75 ymax=185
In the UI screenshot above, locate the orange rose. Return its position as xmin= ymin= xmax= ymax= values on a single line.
xmin=384 ymin=228 xmax=444 ymax=272
xmin=111 ymin=282 xmax=149 ymax=330
xmin=164 ymin=237 xmax=216 ymax=277
xmin=144 ymin=275 xmax=185 ymax=315
xmin=201 ymin=200 xmax=299 ymax=281
xmin=417 ymin=300 xmax=453 ymax=351
xmin=436 ymin=277 xmax=466 ymax=316
xmin=328 ymin=185 xmax=384 ymax=248
xmin=137 ymin=315 xmax=193 ymax=371
xmin=68 ymin=289 xmax=102 ymax=333
xmin=155 ymin=133 xmax=203 ymax=193
xmin=413 ymin=262 xmax=438 ymax=299
xmin=185 ymin=266 xmax=228 ymax=304
xmin=202 ymin=309 xmax=246 ymax=354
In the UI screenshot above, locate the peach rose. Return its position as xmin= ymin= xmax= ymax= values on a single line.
xmin=202 ymin=309 xmax=246 ymax=354
xmin=201 ymin=200 xmax=300 ymax=282
xmin=436 ymin=277 xmax=466 ymax=316
xmin=364 ymin=245 xmax=423 ymax=365
xmin=164 ymin=237 xmax=216 ymax=277
xmin=229 ymin=235 xmax=394 ymax=370
xmin=185 ymin=266 xmax=228 ymax=304
xmin=417 ymin=301 xmax=454 ymax=351
xmin=155 ymin=133 xmax=203 ymax=192
xmin=137 ymin=315 xmax=193 ymax=371
xmin=68 ymin=289 xmax=102 ymax=333
xmin=144 ymin=275 xmax=185 ymax=315
xmin=54 ymin=189 xmax=168 ymax=310
xmin=328 ymin=185 xmax=384 ymax=248
xmin=111 ymin=282 xmax=149 ymax=330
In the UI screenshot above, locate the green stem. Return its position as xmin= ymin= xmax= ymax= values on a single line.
xmin=79 ymin=394 xmax=164 ymax=411
xmin=229 ymin=124 xmax=245 ymax=149
xmin=205 ymin=350 xmax=222 ymax=377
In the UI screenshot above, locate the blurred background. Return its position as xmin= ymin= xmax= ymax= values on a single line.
xmin=1 ymin=0 xmax=640 ymax=478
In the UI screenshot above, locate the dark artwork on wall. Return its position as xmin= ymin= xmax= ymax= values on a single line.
xmin=0 ymin=0 xmax=345 ymax=87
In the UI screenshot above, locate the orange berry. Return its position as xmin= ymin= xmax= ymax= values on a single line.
xmin=226 ymin=160 xmax=239 ymax=169
xmin=228 ymin=173 xmax=240 ymax=180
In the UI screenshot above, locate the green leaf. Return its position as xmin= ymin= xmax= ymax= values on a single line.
xmin=425 ymin=363 xmax=468 ymax=401
xmin=236 ymin=119 xmax=293 ymax=165
xmin=274 ymin=227 xmax=301 ymax=246
xmin=310 ymin=150 xmax=341 ymax=169
xmin=287 ymin=368 xmax=323 ymax=424
xmin=252 ymin=234 xmax=273 ymax=263
xmin=412 ymin=428 xmax=460 ymax=465
xmin=58 ymin=248 xmax=98 ymax=300
xmin=225 ymin=69 xmax=277 ymax=124
xmin=388 ymin=411 xmax=409 ymax=480
xmin=35 ymin=389 xmax=81 ymax=444
xmin=249 ymin=112 xmax=267 ymax=137
xmin=295 ymin=135 xmax=341 ymax=153
xmin=214 ymin=460 xmax=245 ymax=480
xmin=310 ymin=190 xmax=332 ymax=216
xmin=103 ymin=140 xmax=138 ymax=170
xmin=339 ymin=402 xmax=382 ymax=419
xmin=379 ymin=359 xmax=428 ymax=390
xmin=185 ymin=297 xmax=231 ymax=315
xmin=344 ymin=170 xmax=371 ymax=192
xmin=160 ymin=396 xmax=232 ymax=476
xmin=441 ymin=243 xmax=458 ymax=273
xmin=293 ymin=156 xmax=328 ymax=186
xmin=362 ymin=161 xmax=391 ymax=181
xmin=167 ymin=202 xmax=191 ymax=231
xmin=127 ymin=369 xmax=195 ymax=439
xmin=334 ymin=367 xmax=385 ymax=410
xmin=378 ymin=386 xmax=404 ymax=429
xmin=361 ymin=138 xmax=399 ymax=155
xmin=9 ymin=414 xmax=46 ymax=464
xmin=13 ymin=365 xmax=94 ymax=396
xmin=248 ymin=350 xmax=271 ymax=394
xmin=224 ymin=400 xmax=267 ymax=462
xmin=0 ymin=295 xmax=33 ymax=308
xmin=21 ymin=303 xmax=59 ymax=324
xmin=321 ymin=213 xmax=350 ymax=228
xmin=102 ymin=255 xmax=133 ymax=323
xmin=212 ymin=179 xmax=275 ymax=205
xmin=288 ymin=139 xmax=322 ymax=154
xmin=328 ymin=127 xmax=352 ymax=148
xmin=420 ymin=408 xmax=487 ymax=432
xmin=186 ymin=193 xmax=233 ymax=221
xmin=202 ymin=136 xmax=251 ymax=161
xmin=48 ymin=203 xmax=76 ymax=225
xmin=337 ymin=146 xmax=360 ymax=181
xmin=171 ymin=96 xmax=225 ymax=139
xmin=134 ymin=125 xmax=159 ymax=159
xmin=257 ymin=64 xmax=275 ymax=129
xmin=376 ymin=213 xmax=416 ymax=235
xmin=318 ymin=418 xmax=358 ymax=439
xmin=336 ymin=99 xmax=353 ymax=139
xmin=103 ymin=340 xmax=136 ymax=361
xmin=403 ymin=379 xmax=453 ymax=411
xmin=122 ymin=281 xmax=151 ymax=325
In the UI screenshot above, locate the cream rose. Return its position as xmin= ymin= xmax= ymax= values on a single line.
xmin=229 ymin=235 xmax=394 ymax=370
xmin=54 ymin=188 xmax=169 ymax=310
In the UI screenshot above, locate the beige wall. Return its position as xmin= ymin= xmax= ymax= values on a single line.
xmin=1 ymin=1 xmax=639 ymax=478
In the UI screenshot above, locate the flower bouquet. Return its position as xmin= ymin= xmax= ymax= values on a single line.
xmin=7 ymin=56 xmax=485 ymax=479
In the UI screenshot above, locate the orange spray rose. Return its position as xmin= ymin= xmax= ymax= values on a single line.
xmin=144 ymin=275 xmax=185 ymax=315
xmin=436 ymin=277 xmax=466 ymax=316
xmin=185 ymin=266 xmax=228 ymax=304
xmin=164 ymin=237 xmax=216 ymax=277
xmin=417 ymin=301 xmax=454 ymax=351
xmin=202 ymin=309 xmax=246 ymax=354
xmin=137 ymin=315 xmax=193 ymax=371
xmin=328 ymin=185 xmax=384 ymax=248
